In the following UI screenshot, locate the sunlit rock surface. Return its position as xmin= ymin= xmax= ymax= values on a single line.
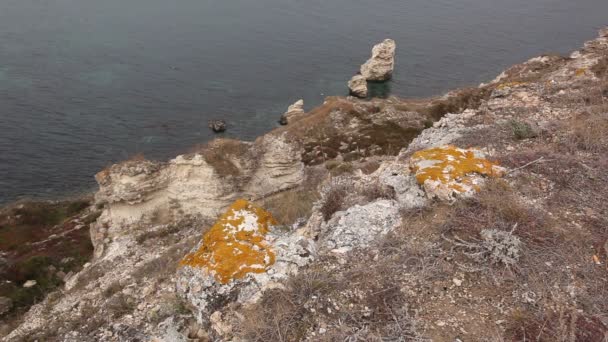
xmin=410 ymin=145 xmax=505 ymax=201
xmin=348 ymin=74 xmax=368 ymax=98
xmin=176 ymin=199 xmax=315 ymax=323
xmin=360 ymin=39 xmax=396 ymax=81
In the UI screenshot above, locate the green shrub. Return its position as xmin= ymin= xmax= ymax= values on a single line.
xmin=509 ymin=120 xmax=538 ymax=140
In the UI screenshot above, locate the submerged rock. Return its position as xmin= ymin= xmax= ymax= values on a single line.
xmin=360 ymin=39 xmax=396 ymax=81
xmin=348 ymin=74 xmax=368 ymax=98
xmin=279 ymin=99 xmax=305 ymax=125
xmin=208 ymin=120 xmax=227 ymax=133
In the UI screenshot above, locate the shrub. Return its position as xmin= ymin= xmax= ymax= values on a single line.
xmin=319 ymin=183 xmax=348 ymax=221
xmin=567 ymin=109 xmax=608 ymax=152
xmin=258 ymin=189 xmax=319 ymax=227
xmin=509 ymin=120 xmax=538 ymax=140
xmin=480 ymin=228 xmax=522 ymax=267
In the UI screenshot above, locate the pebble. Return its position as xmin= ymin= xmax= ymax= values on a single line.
xmin=23 ymin=280 xmax=37 ymax=288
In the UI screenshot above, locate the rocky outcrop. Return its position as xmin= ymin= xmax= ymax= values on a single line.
xmin=347 ymin=39 xmax=395 ymax=98
xmin=360 ymin=39 xmax=396 ymax=81
xmin=208 ymin=120 xmax=227 ymax=133
xmin=91 ymin=135 xmax=304 ymax=258
xmin=279 ymin=99 xmax=305 ymax=125
xmin=348 ymin=74 xmax=368 ymax=98
xmin=410 ymin=145 xmax=505 ymax=201
xmin=176 ymin=199 xmax=315 ymax=324
xmin=321 ymin=199 xmax=400 ymax=253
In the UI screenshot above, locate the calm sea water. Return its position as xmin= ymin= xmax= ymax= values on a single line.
xmin=0 ymin=0 xmax=607 ymax=204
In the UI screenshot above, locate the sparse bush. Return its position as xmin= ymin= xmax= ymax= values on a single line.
xmin=102 ymin=281 xmax=123 ymax=298
xmin=591 ymin=56 xmax=608 ymax=78
xmin=480 ymin=228 xmax=522 ymax=267
xmin=509 ymin=120 xmax=538 ymax=140
xmin=319 ymin=182 xmax=348 ymax=221
xmin=319 ymin=177 xmax=396 ymax=221
xmin=258 ymin=188 xmax=319 ymax=226
xmin=237 ymin=270 xmax=333 ymax=341
xmin=106 ymin=293 xmax=135 ymax=318
xmin=567 ymin=109 xmax=608 ymax=152
xmin=363 ymin=181 xmax=396 ymax=202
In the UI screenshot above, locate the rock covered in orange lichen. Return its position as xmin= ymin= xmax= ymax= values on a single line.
xmin=410 ymin=145 xmax=504 ymax=201
xmin=179 ymin=199 xmax=277 ymax=284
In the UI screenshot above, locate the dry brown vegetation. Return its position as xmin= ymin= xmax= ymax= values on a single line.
xmin=319 ymin=178 xmax=396 ymax=221
xmin=194 ymin=139 xmax=252 ymax=177
xmin=235 ymin=67 xmax=608 ymax=340
xmin=257 ymin=188 xmax=319 ymax=227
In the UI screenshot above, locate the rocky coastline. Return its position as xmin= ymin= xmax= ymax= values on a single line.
xmin=1 ymin=28 xmax=608 ymax=341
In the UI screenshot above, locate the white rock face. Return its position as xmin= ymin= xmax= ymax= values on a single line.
xmin=374 ymin=161 xmax=427 ymax=208
xmin=92 ymin=135 xmax=304 ymax=258
xmin=348 ymin=74 xmax=368 ymax=98
xmin=321 ymin=199 xmax=401 ymax=252
xmin=279 ymin=99 xmax=305 ymax=125
xmin=360 ymin=39 xmax=396 ymax=81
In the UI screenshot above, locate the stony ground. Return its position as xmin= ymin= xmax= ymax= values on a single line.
xmin=1 ymin=29 xmax=607 ymax=342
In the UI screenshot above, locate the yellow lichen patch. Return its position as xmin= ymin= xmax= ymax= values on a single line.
xmin=179 ymin=199 xmax=277 ymax=284
xmin=575 ymin=68 xmax=587 ymax=77
xmin=410 ymin=145 xmax=504 ymax=199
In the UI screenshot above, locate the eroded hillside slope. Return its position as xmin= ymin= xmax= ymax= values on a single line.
xmin=3 ymin=28 xmax=608 ymax=342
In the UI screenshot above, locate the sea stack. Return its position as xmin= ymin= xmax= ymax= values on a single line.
xmin=279 ymin=99 xmax=305 ymax=125
xmin=208 ymin=119 xmax=227 ymax=133
xmin=361 ymin=39 xmax=396 ymax=81
xmin=348 ymin=39 xmax=396 ymax=98
xmin=348 ymin=74 xmax=368 ymax=98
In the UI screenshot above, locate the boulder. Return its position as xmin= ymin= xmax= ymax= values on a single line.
xmin=23 ymin=280 xmax=37 ymax=288
xmin=279 ymin=99 xmax=305 ymax=125
xmin=360 ymin=39 xmax=396 ymax=81
xmin=176 ymin=199 xmax=315 ymax=324
xmin=348 ymin=74 xmax=368 ymax=98
xmin=409 ymin=145 xmax=505 ymax=201
xmin=208 ymin=120 xmax=227 ymax=133
xmin=321 ymin=199 xmax=401 ymax=253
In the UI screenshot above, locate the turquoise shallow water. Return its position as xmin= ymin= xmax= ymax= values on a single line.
xmin=0 ymin=0 xmax=607 ymax=204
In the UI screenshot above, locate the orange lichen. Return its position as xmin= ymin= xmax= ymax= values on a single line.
xmin=575 ymin=68 xmax=587 ymax=77
xmin=179 ymin=199 xmax=277 ymax=284
xmin=410 ymin=145 xmax=503 ymax=196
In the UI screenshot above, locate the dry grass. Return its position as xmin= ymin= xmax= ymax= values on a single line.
xmin=189 ymin=138 xmax=251 ymax=177
xmin=237 ymin=270 xmax=334 ymax=341
xmin=591 ymin=56 xmax=608 ymax=78
xmin=257 ymin=188 xmax=319 ymax=226
xmin=236 ymin=241 xmax=432 ymax=342
xmin=319 ymin=182 xmax=348 ymax=221
xmin=441 ymin=179 xmax=553 ymax=247
xmin=509 ymin=120 xmax=539 ymax=140
xmin=566 ymin=108 xmax=608 ymax=153
xmin=319 ymin=178 xmax=395 ymax=221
